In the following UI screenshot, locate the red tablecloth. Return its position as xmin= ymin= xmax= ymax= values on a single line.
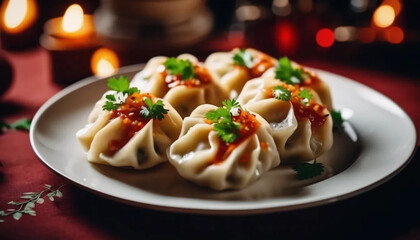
xmin=0 ymin=48 xmax=419 ymax=239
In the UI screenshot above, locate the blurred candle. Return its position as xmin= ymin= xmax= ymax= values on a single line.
xmin=91 ymin=48 xmax=119 ymax=77
xmin=0 ymin=0 xmax=40 ymax=50
xmin=40 ymin=4 xmax=100 ymax=85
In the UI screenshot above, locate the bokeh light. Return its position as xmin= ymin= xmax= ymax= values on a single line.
xmin=316 ymin=28 xmax=334 ymax=47
xmin=373 ymin=5 xmax=395 ymax=28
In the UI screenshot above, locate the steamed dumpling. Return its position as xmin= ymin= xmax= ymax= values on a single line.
xmin=205 ymin=48 xmax=277 ymax=98
xmin=237 ymin=77 xmax=333 ymax=164
xmin=168 ymin=103 xmax=280 ymax=190
xmin=77 ymin=92 xmax=182 ymax=169
xmin=130 ymin=54 xmax=228 ymax=118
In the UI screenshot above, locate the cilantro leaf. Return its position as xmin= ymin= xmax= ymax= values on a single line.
xmin=298 ymin=89 xmax=312 ymax=106
xmin=292 ymin=160 xmax=324 ymax=180
xmin=164 ymin=57 xmax=195 ymax=80
xmin=331 ymin=109 xmax=344 ymax=132
xmin=272 ymin=86 xmax=291 ymax=101
xmin=102 ymin=101 xmax=120 ymax=111
xmin=105 ymin=94 xmax=116 ymax=101
xmin=140 ymin=98 xmax=169 ymax=120
xmin=232 ymin=49 xmax=254 ymax=68
xmin=107 ymin=76 xmax=130 ymax=92
xmin=205 ymin=99 xmax=243 ymax=143
xmin=10 ymin=118 xmax=31 ymax=131
xmin=275 ymin=57 xmax=304 ymax=85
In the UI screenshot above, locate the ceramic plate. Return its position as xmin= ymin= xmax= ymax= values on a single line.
xmin=30 ymin=64 xmax=417 ymax=215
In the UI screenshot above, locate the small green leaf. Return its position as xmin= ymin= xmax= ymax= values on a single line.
xmin=55 ymin=190 xmax=63 ymax=198
xmin=298 ymin=89 xmax=312 ymax=106
xmin=8 ymin=201 xmax=17 ymax=205
xmin=102 ymin=101 xmax=120 ymax=111
xmin=107 ymin=76 xmax=130 ymax=92
xmin=36 ymin=198 xmax=44 ymax=204
xmin=164 ymin=58 xmax=195 ymax=80
xmin=272 ymin=86 xmax=292 ymax=101
xmin=275 ymin=57 xmax=304 ymax=85
xmin=48 ymin=196 xmax=55 ymax=202
xmin=0 ymin=210 xmax=5 ymax=216
xmin=232 ymin=49 xmax=254 ymax=68
xmin=26 ymin=202 xmax=35 ymax=208
xmin=20 ymin=195 xmax=33 ymax=199
xmin=140 ymin=98 xmax=169 ymax=120
xmin=44 ymin=184 xmax=52 ymax=188
xmin=11 ymin=118 xmax=32 ymax=131
xmin=13 ymin=212 xmax=22 ymax=221
xmin=292 ymin=161 xmax=324 ymax=180
xmin=105 ymin=94 xmax=116 ymax=101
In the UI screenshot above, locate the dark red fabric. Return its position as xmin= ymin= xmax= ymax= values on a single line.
xmin=0 ymin=48 xmax=419 ymax=239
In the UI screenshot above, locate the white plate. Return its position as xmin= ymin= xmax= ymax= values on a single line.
xmin=30 ymin=64 xmax=417 ymax=215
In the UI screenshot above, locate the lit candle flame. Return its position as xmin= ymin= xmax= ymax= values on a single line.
xmin=4 ymin=0 xmax=27 ymax=29
xmin=91 ymin=48 xmax=119 ymax=77
xmin=1 ymin=0 xmax=37 ymax=33
xmin=62 ymin=4 xmax=84 ymax=33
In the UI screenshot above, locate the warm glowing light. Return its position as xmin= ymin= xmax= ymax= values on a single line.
xmin=275 ymin=22 xmax=297 ymax=55
xmin=4 ymin=0 xmax=27 ymax=28
xmin=316 ymin=28 xmax=334 ymax=48
xmin=373 ymin=5 xmax=395 ymax=28
xmin=272 ymin=0 xmax=291 ymax=16
xmin=384 ymin=26 xmax=404 ymax=44
xmin=334 ymin=26 xmax=356 ymax=42
xmin=91 ymin=48 xmax=119 ymax=77
xmin=358 ymin=28 xmax=376 ymax=43
xmin=1 ymin=0 xmax=37 ymax=33
xmin=62 ymin=4 xmax=84 ymax=32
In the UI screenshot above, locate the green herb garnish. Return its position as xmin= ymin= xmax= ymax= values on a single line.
xmin=102 ymin=76 xmax=140 ymax=111
xmin=273 ymin=86 xmax=292 ymax=101
xmin=232 ymin=49 xmax=254 ymax=68
xmin=205 ymin=99 xmax=242 ymax=143
xmin=0 ymin=118 xmax=31 ymax=133
xmin=292 ymin=160 xmax=324 ymax=180
xmin=298 ymin=89 xmax=312 ymax=106
xmin=140 ymin=98 xmax=169 ymax=120
xmin=0 ymin=184 xmax=65 ymax=222
xmin=331 ymin=109 xmax=344 ymax=132
xmin=164 ymin=57 xmax=195 ymax=80
xmin=275 ymin=57 xmax=306 ymax=85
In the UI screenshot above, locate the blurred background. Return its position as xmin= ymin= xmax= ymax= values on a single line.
xmin=0 ymin=0 xmax=419 ymax=88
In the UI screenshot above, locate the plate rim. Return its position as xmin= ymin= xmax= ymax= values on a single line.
xmin=29 ymin=64 xmax=418 ymax=215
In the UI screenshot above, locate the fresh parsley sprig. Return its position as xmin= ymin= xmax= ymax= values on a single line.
xmin=102 ymin=76 xmax=140 ymax=111
xmin=232 ymin=49 xmax=254 ymax=69
xmin=206 ymin=99 xmax=242 ymax=143
xmin=273 ymin=86 xmax=292 ymax=101
xmin=0 ymin=184 xmax=65 ymax=222
xmin=140 ymin=97 xmax=169 ymax=120
xmin=292 ymin=160 xmax=324 ymax=180
xmin=275 ymin=57 xmax=307 ymax=85
xmin=0 ymin=118 xmax=31 ymax=133
xmin=164 ymin=57 xmax=195 ymax=80
xmin=298 ymin=89 xmax=312 ymax=106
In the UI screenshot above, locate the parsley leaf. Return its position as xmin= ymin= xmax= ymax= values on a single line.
xmin=273 ymin=86 xmax=292 ymax=101
xmin=331 ymin=109 xmax=344 ymax=132
xmin=298 ymin=89 xmax=312 ymax=106
xmin=102 ymin=76 xmax=140 ymax=111
xmin=292 ymin=160 xmax=324 ymax=180
xmin=164 ymin=57 xmax=195 ymax=80
xmin=275 ymin=57 xmax=305 ymax=85
xmin=205 ymin=99 xmax=243 ymax=143
xmin=140 ymin=98 xmax=169 ymax=120
xmin=0 ymin=118 xmax=31 ymax=133
xmin=232 ymin=49 xmax=254 ymax=68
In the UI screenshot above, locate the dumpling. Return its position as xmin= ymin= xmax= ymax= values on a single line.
xmin=168 ymin=100 xmax=280 ymax=190
xmin=205 ymin=48 xmax=277 ymax=98
xmin=237 ymin=77 xmax=333 ymax=164
xmin=262 ymin=57 xmax=333 ymax=111
xmin=130 ymin=54 xmax=228 ymax=118
xmin=77 ymin=88 xmax=183 ymax=169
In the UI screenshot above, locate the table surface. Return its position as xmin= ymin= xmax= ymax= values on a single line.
xmin=0 ymin=47 xmax=419 ymax=239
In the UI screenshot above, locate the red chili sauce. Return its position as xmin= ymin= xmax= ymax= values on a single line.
xmin=160 ymin=63 xmax=212 ymax=89
xmin=107 ymin=92 xmax=155 ymax=155
xmin=300 ymin=68 xmax=321 ymax=86
xmin=208 ymin=109 xmax=261 ymax=166
xmin=265 ymin=86 xmax=328 ymax=128
xmin=235 ymin=51 xmax=275 ymax=78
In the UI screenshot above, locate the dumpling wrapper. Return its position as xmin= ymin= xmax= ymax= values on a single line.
xmin=205 ymin=48 xmax=276 ymax=98
xmin=168 ymin=104 xmax=280 ymax=191
xmin=237 ymin=77 xmax=333 ymax=164
xmin=76 ymin=94 xmax=182 ymax=169
xmin=130 ymin=54 xmax=228 ymax=118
